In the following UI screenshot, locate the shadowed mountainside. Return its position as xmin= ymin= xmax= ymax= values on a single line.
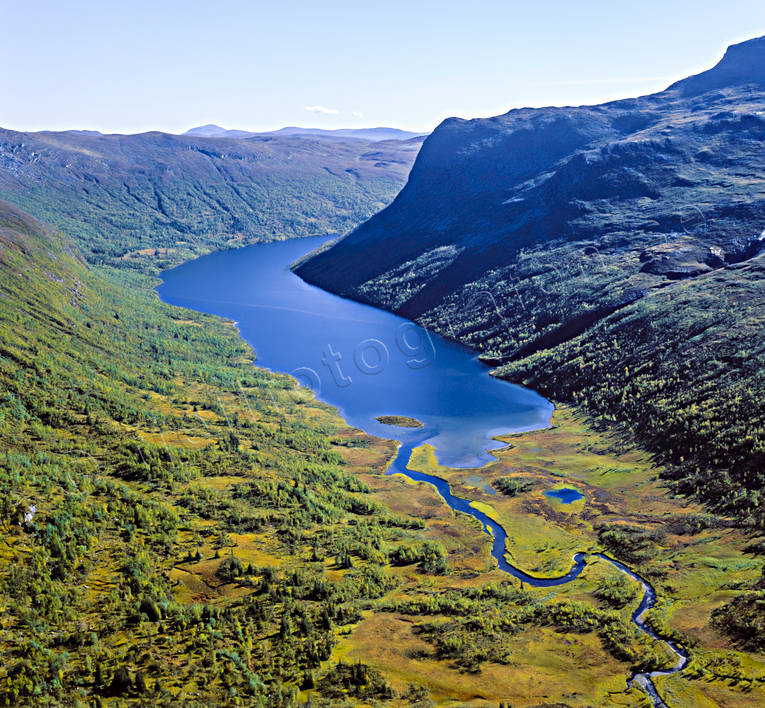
xmin=296 ymin=36 xmax=765 ymax=524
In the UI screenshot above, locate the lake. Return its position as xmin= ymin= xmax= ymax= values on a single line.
xmin=157 ymin=235 xmax=553 ymax=468
xmin=157 ymin=236 xmax=685 ymax=706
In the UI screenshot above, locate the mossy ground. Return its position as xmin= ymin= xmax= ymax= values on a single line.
xmin=329 ymin=406 xmax=765 ymax=706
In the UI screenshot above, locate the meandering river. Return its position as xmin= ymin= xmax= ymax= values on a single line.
xmin=158 ymin=235 xmax=685 ymax=707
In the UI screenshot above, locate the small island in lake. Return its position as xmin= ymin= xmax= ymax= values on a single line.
xmin=375 ymin=415 xmax=424 ymax=428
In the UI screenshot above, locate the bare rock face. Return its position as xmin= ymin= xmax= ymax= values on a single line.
xmin=668 ymin=35 xmax=765 ymax=96
xmin=638 ymin=241 xmax=723 ymax=279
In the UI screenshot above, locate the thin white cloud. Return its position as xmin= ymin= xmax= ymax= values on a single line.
xmin=352 ymin=110 xmax=364 ymax=119
xmin=304 ymin=105 xmax=339 ymax=115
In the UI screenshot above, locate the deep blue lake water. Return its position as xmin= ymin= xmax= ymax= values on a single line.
xmin=157 ymin=235 xmax=553 ymax=467
xmin=157 ymin=236 xmax=684 ymax=705
xmin=544 ymin=487 xmax=585 ymax=504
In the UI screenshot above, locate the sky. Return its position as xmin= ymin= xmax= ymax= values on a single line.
xmin=3 ymin=0 xmax=765 ymax=135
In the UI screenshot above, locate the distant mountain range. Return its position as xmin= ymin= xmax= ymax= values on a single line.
xmin=296 ymin=35 xmax=765 ymax=523
xmin=2 ymin=31 xmax=765 ymax=708
xmin=25 ymin=125 xmax=426 ymax=142
xmin=183 ymin=124 xmax=427 ymax=142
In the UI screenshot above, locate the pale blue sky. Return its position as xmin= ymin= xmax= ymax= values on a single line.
xmin=3 ymin=0 xmax=765 ymax=134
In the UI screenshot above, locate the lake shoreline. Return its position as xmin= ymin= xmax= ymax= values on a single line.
xmin=155 ymin=235 xmax=756 ymax=707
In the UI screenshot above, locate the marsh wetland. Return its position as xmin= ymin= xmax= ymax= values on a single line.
xmin=158 ymin=237 xmax=765 ymax=706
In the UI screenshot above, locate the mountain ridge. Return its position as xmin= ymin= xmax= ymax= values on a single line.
xmin=0 ymin=126 xmax=423 ymax=271
xmin=295 ymin=35 xmax=765 ymax=524
xmin=184 ymin=124 xmax=427 ymax=142
xmin=667 ymin=34 xmax=765 ymax=95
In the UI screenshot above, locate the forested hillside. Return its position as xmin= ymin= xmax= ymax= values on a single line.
xmin=0 ymin=199 xmax=429 ymax=704
xmin=0 ymin=128 xmax=422 ymax=272
xmin=3 ymin=34 xmax=765 ymax=707
xmin=295 ymin=36 xmax=765 ymax=525
xmin=5 ymin=197 xmax=729 ymax=707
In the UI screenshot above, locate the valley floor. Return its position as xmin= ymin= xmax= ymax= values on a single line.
xmin=1 ymin=199 xmax=762 ymax=707
xmin=328 ymin=406 xmax=765 ymax=707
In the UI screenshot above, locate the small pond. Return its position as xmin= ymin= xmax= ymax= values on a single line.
xmin=544 ymin=487 xmax=585 ymax=504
